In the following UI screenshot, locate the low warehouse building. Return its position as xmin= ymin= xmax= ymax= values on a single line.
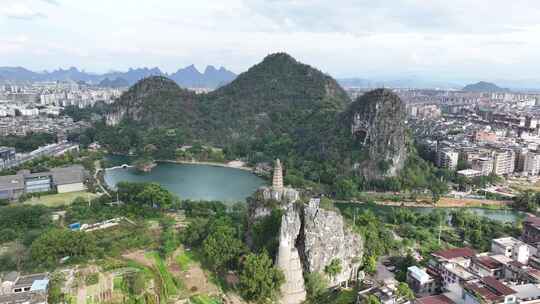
xmin=51 ymin=165 xmax=87 ymax=193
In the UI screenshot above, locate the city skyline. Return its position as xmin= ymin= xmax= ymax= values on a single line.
xmin=2 ymin=0 xmax=540 ymax=82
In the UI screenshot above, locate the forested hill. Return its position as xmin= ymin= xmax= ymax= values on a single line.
xmin=106 ymin=76 xmax=199 ymax=130
xmin=199 ymin=53 xmax=350 ymax=144
xmin=103 ymin=53 xmax=351 ymax=160
xmin=79 ymin=52 xmax=418 ymax=188
xmin=462 ymin=81 xmax=509 ymax=92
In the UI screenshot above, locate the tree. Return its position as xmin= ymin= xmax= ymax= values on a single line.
xmin=47 ymin=272 xmax=66 ymax=304
xmin=324 ymin=258 xmax=342 ymax=281
xmin=202 ymin=224 xmax=244 ymax=272
xmin=238 ymin=252 xmax=285 ymax=303
xmin=125 ymin=272 xmax=146 ymax=295
xmin=363 ymin=255 xmax=377 ymax=275
xmin=0 ymin=228 xmax=17 ymax=243
xmin=160 ymin=227 xmax=178 ymax=258
xmin=396 ymin=282 xmax=415 ymax=300
xmin=364 ymin=295 xmax=381 ymax=304
xmin=335 ymin=178 xmax=357 ymax=199
xmin=30 ymin=229 xmax=97 ymax=268
xmin=514 ymin=191 xmax=540 ymax=212
xmin=182 ymin=218 xmax=210 ymax=247
xmin=305 ymin=272 xmax=328 ymax=300
xmin=429 ymin=179 xmax=448 ymax=205
xmin=136 ymin=183 xmax=174 ymax=209
xmin=251 ymin=209 xmax=282 ymax=257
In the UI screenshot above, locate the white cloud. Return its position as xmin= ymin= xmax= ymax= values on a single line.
xmin=2 ymin=0 xmax=540 ymax=82
xmin=0 ymin=2 xmax=46 ymax=20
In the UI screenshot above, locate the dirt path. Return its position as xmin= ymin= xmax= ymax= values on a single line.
xmin=181 ymin=261 xmax=220 ymax=296
xmin=122 ymin=250 xmax=154 ymax=268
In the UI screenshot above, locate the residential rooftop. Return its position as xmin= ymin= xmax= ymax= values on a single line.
xmin=433 ymin=247 xmax=476 ymax=260
xmin=416 ymin=295 xmax=456 ymax=304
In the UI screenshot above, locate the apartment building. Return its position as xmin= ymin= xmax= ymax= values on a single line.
xmin=437 ymin=148 xmax=459 ymax=170
xmin=524 ymin=152 xmax=540 ymax=176
xmin=492 ymin=150 xmax=515 ymax=176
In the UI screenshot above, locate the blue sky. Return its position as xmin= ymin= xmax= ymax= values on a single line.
xmin=2 ymin=0 xmax=540 ymax=81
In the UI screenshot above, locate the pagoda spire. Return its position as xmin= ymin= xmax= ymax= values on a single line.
xmin=272 ymin=159 xmax=284 ymax=191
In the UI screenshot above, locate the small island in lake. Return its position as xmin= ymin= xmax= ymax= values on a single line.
xmin=134 ymin=157 xmax=157 ymax=172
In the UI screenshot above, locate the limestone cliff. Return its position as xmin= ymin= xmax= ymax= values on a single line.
xmin=249 ymin=197 xmax=363 ymax=304
xmin=343 ymin=88 xmax=408 ymax=179
xmin=301 ymin=199 xmax=363 ymax=286
xmin=276 ymin=203 xmax=307 ymax=304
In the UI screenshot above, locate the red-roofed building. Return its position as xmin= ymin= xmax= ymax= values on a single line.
xmin=430 ymin=247 xmax=477 ymax=290
xmin=416 ymin=295 xmax=455 ymax=304
xmin=524 ymin=268 xmax=540 ymax=284
xmin=432 ymin=248 xmax=476 ymax=261
xmin=463 ymin=277 xmax=517 ymax=304
xmin=471 ymin=256 xmax=504 ymax=279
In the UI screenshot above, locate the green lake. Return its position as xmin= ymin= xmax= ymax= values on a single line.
xmin=104 ymin=161 xmax=266 ymax=203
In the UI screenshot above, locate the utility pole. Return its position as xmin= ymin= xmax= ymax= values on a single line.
xmin=438 ymin=220 xmax=442 ymax=245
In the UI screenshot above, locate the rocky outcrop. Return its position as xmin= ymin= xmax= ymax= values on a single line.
xmin=276 ymin=203 xmax=307 ymax=304
xmin=344 ymin=89 xmax=408 ymax=179
xmin=301 ymin=199 xmax=363 ymax=286
xmin=273 ymin=199 xmax=363 ymax=304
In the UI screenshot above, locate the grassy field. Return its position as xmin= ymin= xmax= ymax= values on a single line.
xmin=147 ymin=252 xmax=179 ymax=298
xmin=190 ymin=295 xmax=222 ymax=304
xmin=177 ymin=250 xmax=194 ymax=271
xmin=25 ymin=191 xmax=98 ymax=207
xmin=509 ymin=179 xmax=540 ymax=192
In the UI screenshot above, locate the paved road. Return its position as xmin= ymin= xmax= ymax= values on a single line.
xmin=2 ymin=142 xmax=78 ymax=169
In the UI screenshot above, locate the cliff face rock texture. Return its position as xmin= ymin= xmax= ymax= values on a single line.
xmin=276 ymin=203 xmax=307 ymax=304
xmin=271 ymin=199 xmax=363 ymax=304
xmin=301 ymin=199 xmax=363 ymax=286
xmin=344 ymin=88 xmax=408 ymax=179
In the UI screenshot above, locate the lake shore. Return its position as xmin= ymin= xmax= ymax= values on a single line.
xmin=158 ymin=159 xmax=255 ymax=172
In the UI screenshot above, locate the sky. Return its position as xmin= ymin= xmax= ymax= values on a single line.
xmin=2 ymin=0 xmax=540 ymax=82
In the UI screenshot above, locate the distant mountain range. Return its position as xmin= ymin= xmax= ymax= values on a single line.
xmin=338 ymin=78 xmax=540 ymax=91
xmin=337 ymin=77 xmax=463 ymax=90
xmin=0 ymin=65 xmax=237 ymax=89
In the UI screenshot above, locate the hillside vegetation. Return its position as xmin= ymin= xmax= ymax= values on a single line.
xmin=76 ymin=53 xmax=428 ymax=192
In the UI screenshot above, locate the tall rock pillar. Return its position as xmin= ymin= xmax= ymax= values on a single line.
xmin=276 ymin=204 xmax=307 ymax=304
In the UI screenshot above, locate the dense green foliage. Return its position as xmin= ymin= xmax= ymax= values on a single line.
xmin=77 ymin=54 xmax=363 ymax=192
xmin=513 ymin=190 xmax=540 ymax=212
xmin=450 ymin=209 xmax=520 ymax=251
xmin=238 ymin=251 xmax=285 ymax=303
xmin=30 ymin=228 xmax=97 ymax=268
xmin=336 ymin=200 xmax=521 ymax=287
xmin=250 ymin=208 xmax=283 ymax=257
xmin=0 ymin=132 xmax=56 ymax=153
xmin=0 ymin=205 xmax=52 ymax=244
xmin=181 ymin=201 xmax=285 ymax=302
xmin=304 ymin=272 xmax=329 ymax=301
xmin=396 ymin=282 xmax=415 ymax=300
xmin=116 ymin=181 xmax=178 ymax=209
xmin=202 ymin=218 xmax=246 ymax=272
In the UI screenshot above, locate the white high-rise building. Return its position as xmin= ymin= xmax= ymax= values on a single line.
xmin=437 ymin=148 xmax=459 ymax=170
xmin=492 ymin=149 xmax=515 ymax=176
xmin=524 ymin=152 xmax=540 ymax=176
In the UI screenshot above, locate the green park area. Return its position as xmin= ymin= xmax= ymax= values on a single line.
xmin=25 ymin=191 xmax=99 ymax=207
